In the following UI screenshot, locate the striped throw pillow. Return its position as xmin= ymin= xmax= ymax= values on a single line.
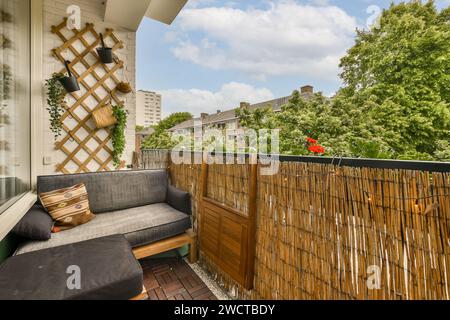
xmin=39 ymin=183 xmax=95 ymax=232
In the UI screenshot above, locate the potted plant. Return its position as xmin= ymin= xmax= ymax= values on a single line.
xmin=111 ymin=104 xmax=128 ymax=168
xmin=58 ymin=61 xmax=80 ymax=93
xmin=96 ymin=33 xmax=113 ymax=64
xmin=117 ymin=82 xmax=132 ymax=94
xmin=92 ymin=103 xmax=117 ymax=129
xmin=116 ymin=68 xmax=132 ymax=94
xmin=45 ymin=73 xmax=67 ymax=139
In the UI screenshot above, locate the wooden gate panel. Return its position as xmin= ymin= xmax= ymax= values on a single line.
xmin=220 ymin=214 xmax=248 ymax=285
xmin=197 ymin=158 xmax=257 ymax=290
xmin=200 ymin=202 xmax=221 ymax=259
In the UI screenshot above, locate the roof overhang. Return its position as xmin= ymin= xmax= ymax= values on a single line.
xmin=104 ymin=0 xmax=188 ymax=31
xmin=145 ymin=0 xmax=188 ymax=25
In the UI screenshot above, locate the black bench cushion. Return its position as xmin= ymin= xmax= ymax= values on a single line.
xmin=0 ymin=235 xmax=143 ymax=300
xmin=37 ymin=170 xmax=168 ymax=214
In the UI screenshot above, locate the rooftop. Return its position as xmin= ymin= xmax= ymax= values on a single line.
xmin=170 ymin=85 xmax=315 ymax=131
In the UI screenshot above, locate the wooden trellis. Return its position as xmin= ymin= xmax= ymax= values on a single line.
xmin=51 ymin=18 xmax=127 ymax=174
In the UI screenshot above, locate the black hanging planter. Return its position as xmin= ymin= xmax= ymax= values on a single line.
xmin=58 ymin=60 xmax=80 ymax=93
xmin=96 ymin=33 xmax=113 ymax=64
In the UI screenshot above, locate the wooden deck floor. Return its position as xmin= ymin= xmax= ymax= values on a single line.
xmin=140 ymin=258 xmax=218 ymax=300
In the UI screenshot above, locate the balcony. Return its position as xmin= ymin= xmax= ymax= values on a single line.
xmin=0 ymin=0 xmax=449 ymax=303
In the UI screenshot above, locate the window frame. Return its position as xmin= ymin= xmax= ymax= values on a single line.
xmin=0 ymin=0 xmax=42 ymax=241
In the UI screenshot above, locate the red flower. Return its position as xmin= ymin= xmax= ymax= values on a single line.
xmin=306 ymin=137 xmax=318 ymax=144
xmin=309 ymin=145 xmax=325 ymax=154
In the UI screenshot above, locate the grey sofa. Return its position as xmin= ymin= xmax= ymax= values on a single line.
xmin=15 ymin=170 xmax=192 ymax=255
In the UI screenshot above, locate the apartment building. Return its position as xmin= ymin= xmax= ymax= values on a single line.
xmin=136 ymin=90 xmax=162 ymax=127
xmin=170 ymin=85 xmax=316 ymax=133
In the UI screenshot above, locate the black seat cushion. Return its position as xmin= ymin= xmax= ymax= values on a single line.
xmin=12 ymin=204 xmax=53 ymax=241
xmin=0 ymin=235 xmax=143 ymax=300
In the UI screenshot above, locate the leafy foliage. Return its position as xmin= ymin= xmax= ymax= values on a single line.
xmin=139 ymin=2 xmax=449 ymax=161
xmin=235 ymin=1 xmax=450 ymax=161
xmin=45 ymin=73 xmax=66 ymax=140
xmin=111 ymin=104 xmax=128 ymax=167
xmin=141 ymin=112 xmax=193 ymax=150
xmin=338 ymin=0 xmax=450 ymax=160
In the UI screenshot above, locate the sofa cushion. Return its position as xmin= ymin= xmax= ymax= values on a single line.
xmin=167 ymin=185 xmax=192 ymax=215
xmin=0 ymin=235 xmax=143 ymax=300
xmin=12 ymin=205 xmax=53 ymax=241
xmin=40 ymin=183 xmax=95 ymax=232
xmin=37 ymin=170 xmax=168 ymax=214
xmin=15 ymin=203 xmax=191 ymax=255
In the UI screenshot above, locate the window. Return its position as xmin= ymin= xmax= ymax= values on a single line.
xmin=0 ymin=0 xmax=31 ymax=214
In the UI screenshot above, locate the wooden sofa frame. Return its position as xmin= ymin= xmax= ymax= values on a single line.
xmin=130 ymin=229 xmax=197 ymax=300
xmin=132 ymin=229 xmax=197 ymax=264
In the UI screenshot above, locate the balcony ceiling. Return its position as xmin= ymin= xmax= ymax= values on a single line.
xmin=105 ymin=0 xmax=188 ymax=31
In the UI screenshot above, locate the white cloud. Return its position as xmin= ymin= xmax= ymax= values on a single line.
xmin=160 ymin=82 xmax=274 ymax=117
xmin=186 ymin=0 xmax=217 ymax=9
xmin=172 ymin=1 xmax=358 ymax=81
xmin=309 ymin=0 xmax=330 ymax=6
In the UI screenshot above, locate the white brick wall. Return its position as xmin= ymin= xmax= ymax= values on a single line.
xmin=41 ymin=0 xmax=136 ymax=175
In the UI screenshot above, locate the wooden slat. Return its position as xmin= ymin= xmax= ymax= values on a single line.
xmin=130 ymin=286 xmax=148 ymax=301
xmin=50 ymin=18 xmax=127 ymax=174
xmin=133 ymin=231 xmax=197 ymax=263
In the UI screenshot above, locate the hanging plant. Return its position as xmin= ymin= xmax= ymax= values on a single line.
xmin=92 ymin=103 xmax=117 ymax=129
xmin=58 ymin=60 xmax=80 ymax=93
xmin=116 ymin=67 xmax=132 ymax=94
xmin=45 ymin=73 xmax=67 ymax=140
xmin=0 ymin=64 xmax=12 ymax=101
xmin=111 ymin=104 xmax=128 ymax=168
xmin=117 ymin=82 xmax=132 ymax=94
xmin=97 ymin=33 xmax=113 ymax=64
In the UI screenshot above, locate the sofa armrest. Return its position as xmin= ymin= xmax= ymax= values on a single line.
xmin=166 ymin=185 xmax=192 ymax=215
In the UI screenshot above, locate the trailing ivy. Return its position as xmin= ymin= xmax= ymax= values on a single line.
xmin=111 ymin=104 xmax=128 ymax=168
xmin=45 ymin=73 xmax=66 ymax=140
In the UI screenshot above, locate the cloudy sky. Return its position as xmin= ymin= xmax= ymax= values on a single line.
xmin=137 ymin=0 xmax=449 ymax=117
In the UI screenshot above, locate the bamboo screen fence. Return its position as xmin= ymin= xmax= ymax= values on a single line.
xmin=141 ymin=150 xmax=450 ymax=300
xmin=137 ymin=149 xmax=170 ymax=170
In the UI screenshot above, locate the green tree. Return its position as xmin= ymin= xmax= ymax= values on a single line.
xmin=141 ymin=112 xmax=192 ymax=150
xmin=339 ymin=0 xmax=450 ymax=160
xmin=235 ymin=0 xmax=449 ymax=161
